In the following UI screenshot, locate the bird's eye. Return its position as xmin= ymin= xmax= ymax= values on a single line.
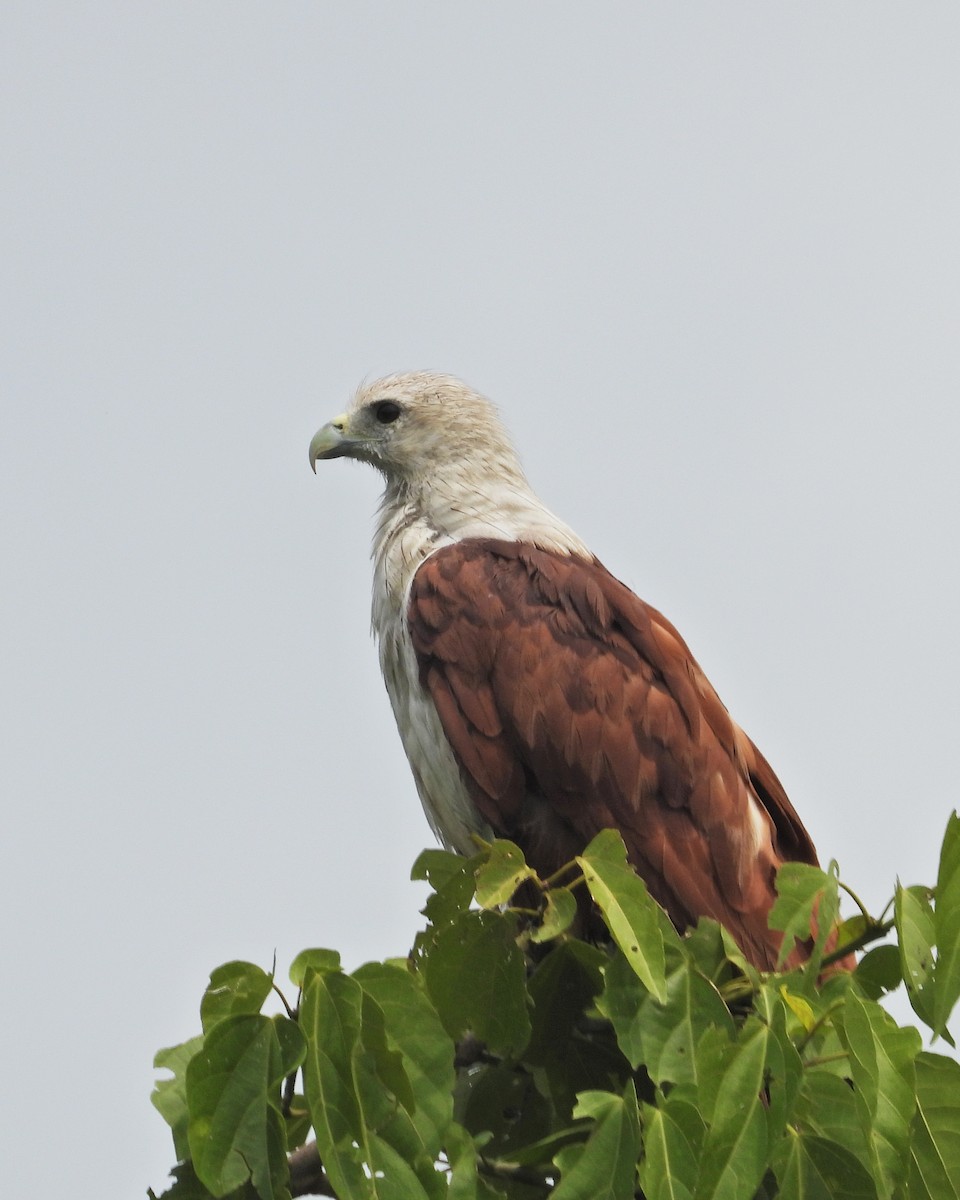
xmin=373 ymin=400 xmax=402 ymax=424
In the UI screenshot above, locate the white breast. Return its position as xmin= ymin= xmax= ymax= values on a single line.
xmin=368 ymin=472 xmax=589 ymax=853
xmin=371 ymin=503 xmax=490 ymax=853
xmin=377 ymin=601 xmax=490 ymax=854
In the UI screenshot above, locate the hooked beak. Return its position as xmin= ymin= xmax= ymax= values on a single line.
xmin=308 ymin=415 xmax=350 ymax=472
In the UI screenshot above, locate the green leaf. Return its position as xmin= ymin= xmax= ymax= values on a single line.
xmin=906 ymin=1051 xmax=960 ymax=1200
xmin=200 ymin=962 xmax=274 ymax=1033
xmin=529 ymin=886 xmax=578 ymax=943
xmin=934 ymin=811 xmax=960 ymax=1038
xmin=793 ymin=1071 xmax=872 ymax=1176
xmin=600 ymin=950 xmax=734 ymax=1085
xmin=639 ymin=1098 xmax=704 ymax=1200
xmin=289 ymin=948 xmax=341 ymax=987
xmin=301 ymin=970 xmax=438 ymax=1200
xmin=473 ymin=839 xmax=536 ymax=908
xmin=526 ymin=941 xmax=605 ymax=1065
xmin=769 ymin=862 xmax=839 ymax=974
xmin=492 ymin=1122 xmax=594 ymax=1168
xmin=526 ymin=941 xmax=612 ymax=1118
xmin=186 ymin=1014 xmax=306 ymax=1200
xmin=683 ymin=918 xmax=756 ymax=986
xmin=772 ymin=1130 xmax=876 ymax=1200
xmin=299 ymin=971 xmax=368 ymax=1197
xmin=454 ymin=1062 xmax=552 ymax=1158
xmin=855 ymin=945 xmax=903 ymax=1001
xmin=577 ymin=828 xmax=667 ymax=1002
xmin=839 ymin=988 xmax=919 ymax=1199
xmin=444 ymin=1121 xmax=504 ymax=1200
xmin=693 ymin=1020 xmax=783 ymax=1200
xmin=895 ymin=884 xmax=936 ymax=1031
xmin=353 ymin=962 xmax=456 ymax=1155
xmin=149 ymin=1159 xmax=257 ymax=1200
xmin=411 ymin=847 xmax=466 ymax=889
xmin=834 ymin=914 xmax=869 ymax=949
xmin=552 ymin=1082 xmax=642 ymax=1200
xmin=416 ymin=853 xmax=482 ymax=929
xmin=152 ymin=1036 xmax=205 ymax=1161
xmin=422 ymin=909 xmax=531 ymax=1057
xmin=755 ymin=986 xmax=805 ymax=1123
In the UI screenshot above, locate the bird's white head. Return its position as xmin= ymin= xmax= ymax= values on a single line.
xmin=309 ymin=371 xmax=527 ymax=491
xmin=310 ymin=370 xmax=591 ymax=567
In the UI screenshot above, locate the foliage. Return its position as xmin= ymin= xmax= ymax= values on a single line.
xmin=151 ymin=815 xmax=960 ymax=1200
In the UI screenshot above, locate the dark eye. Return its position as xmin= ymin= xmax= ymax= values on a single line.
xmin=373 ymin=400 xmax=401 ymax=424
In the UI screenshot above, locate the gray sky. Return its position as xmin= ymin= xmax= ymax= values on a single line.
xmin=2 ymin=5 xmax=959 ymax=1196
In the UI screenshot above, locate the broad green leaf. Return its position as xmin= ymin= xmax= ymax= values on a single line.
xmin=491 ymin=1122 xmax=594 ymax=1168
xmin=769 ymin=862 xmax=839 ymax=974
xmin=358 ymin=989 xmax=417 ymax=1119
xmin=772 ymin=1130 xmax=876 ymax=1200
xmin=149 ymin=1159 xmax=257 ymax=1200
xmin=694 ymin=1020 xmax=783 ymax=1200
xmin=855 ymin=945 xmax=903 ymax=1001
xmin=289 ymin=948 xmax=340 ymax=986
xmin=934 ymin=812 xmax=960 ymax=1038
xmin=690 ymin=1024 xmax=740 ymax=1125
xmin=200 ymin=962 xmax=274 ymax=1033
xmin=300 ymin=970 xmax=371 ymax=1198
xmin=895 ymin=884 xmax=936 ymax=1031
xmin=577 ymin=829 xmax=667 ymax=1002
xmin=793 ymin=1071 xmax=872 ymax=1177
xmin=600 ymin=950 xmax=734 ymax=1084
xmin=473 ymin=839 xmax=536 ymax=908
xmin=444 ymin=1121 xmax=505 ymax=1200
xmin=422 ymin=910 xmax=531 ymax=1057
xmin=152 ymin=1036 xmax=204 ymax=1161
xmin=834 ymin=914 xmax=869 ymax=950
xmin=454 ymin=1062 xmax=552 ymax=1157
xmin=416 ymin=853 xmax=482 ymax=929
xmin=683 ymin=918 xmax=757 ymax=987
xmin=839 ymin=988 xmax=919 ymax=1199
xmin=906 ymin=1051 xmax=960 ymax=1200
xmin=754 ymin=987 xmax=804 ymax=1124
xmin=639 ymin=1099 xmax=704 ymax=1200
xmin=411 ymin=846 xmax=467 ymax=889
xmin=552 ymin=1083 xmax=642 ymax=1200
xmin=526 ymin=941 xmax=613 ymax=1118
xmin=186 ymin=1014 xmax=305 ymax=1200
xmin=353 ymin=962 xmax=456 ymax=1154
xmin=301 ymin=970 xmax=437 ymax=1200
xmin=530 ymin=886 xmax=578 ymax=943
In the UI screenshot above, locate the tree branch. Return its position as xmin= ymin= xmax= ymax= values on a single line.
xmin=288 ymin=1142 xmax=336 ymax=1198
xmin=821 ymin=918 xmax=894 ymax=967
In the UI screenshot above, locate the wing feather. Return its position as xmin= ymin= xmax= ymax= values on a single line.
xmin=408 ymin=538 xmax=821 ymax=968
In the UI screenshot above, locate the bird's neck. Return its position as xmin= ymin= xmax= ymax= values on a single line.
xmin=370 ymin=470 xmax=591 ymax=629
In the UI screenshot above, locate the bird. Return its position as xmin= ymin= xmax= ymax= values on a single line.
xmin=309 ymin=371 xmax=825 ymax=970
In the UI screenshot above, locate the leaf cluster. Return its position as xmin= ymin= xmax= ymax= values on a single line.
xmin=151 ymin=816 xmax=960 ymax=1199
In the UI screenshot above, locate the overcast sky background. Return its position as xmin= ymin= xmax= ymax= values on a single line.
xmin=2 ymin=5 xmax=959 ymax=1196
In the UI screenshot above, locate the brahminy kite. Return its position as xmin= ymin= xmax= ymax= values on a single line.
xmin=310 ymin=371 xmax=825 ymax=969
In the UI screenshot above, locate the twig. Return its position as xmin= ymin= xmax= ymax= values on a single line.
xmin=478 ymin=1156 xmax=554 ymax=1192
xmin=837 ymin=881 xmax=873 ymax=924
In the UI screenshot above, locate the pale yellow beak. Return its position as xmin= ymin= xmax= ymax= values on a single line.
xmin=308 ymin=415 xmax=350 ymax=472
